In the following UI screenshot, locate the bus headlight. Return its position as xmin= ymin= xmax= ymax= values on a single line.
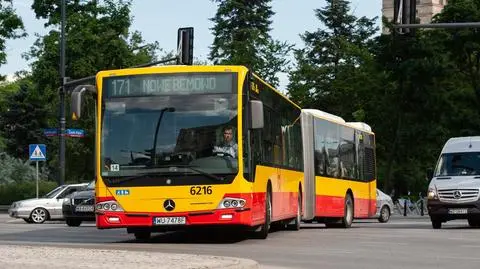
xmin=217 ymin=198 xmax=246 ymax=209
xmin=95 ymin=200 xmax=124 ymax=212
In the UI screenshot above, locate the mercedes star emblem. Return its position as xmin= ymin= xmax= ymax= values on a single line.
xmin=163 ymin=199 xmax=175 ymax=211
xmin=453 ymin=190 xmax=462 ymax=199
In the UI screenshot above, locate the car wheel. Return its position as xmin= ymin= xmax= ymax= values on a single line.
xmin=30 ymin=208 xmax=48 ymax=224
xmin=378 ymin=205 xmax=390 ymax=223
xmin=66 ymin=218 xmax=82 ymax=227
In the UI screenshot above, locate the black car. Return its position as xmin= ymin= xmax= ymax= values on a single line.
xmin=62 ymin=181 xmax=95 ymax=227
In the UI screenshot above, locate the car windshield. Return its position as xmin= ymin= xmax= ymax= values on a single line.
xmin=434 ymin=152 xmax=480 ymax=176
xmin=100 ymin=94 xmax=239 ymax=178
xmin=42 ymin=185 xmax=65 ymax=198
xmin=86 ymin=181 xmax=95 ymax=190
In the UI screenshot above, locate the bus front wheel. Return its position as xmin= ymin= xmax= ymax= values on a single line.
xmin=254 ymin=189 xmax=271 ymax=239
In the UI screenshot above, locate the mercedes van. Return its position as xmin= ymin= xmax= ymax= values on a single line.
xmin=426 ymin=136 xmax=480 ymax=229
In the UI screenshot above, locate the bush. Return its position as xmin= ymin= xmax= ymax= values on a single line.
xmin=0 ymin=152 xmax=49 ymax=183
xmin=0 ymin=180 xmax=58 ymax=205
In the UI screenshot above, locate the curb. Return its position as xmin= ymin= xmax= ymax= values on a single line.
xmin=0 ymin=244 xmax=259 ymax=269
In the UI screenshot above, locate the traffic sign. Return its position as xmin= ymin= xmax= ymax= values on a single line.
xmin=43 ymin=128 xmax=58 ymax=137
xmin=29 ymin=144 xmax=46 ymax=161
xmin=66 ymin=128 xmax=85 ymax=138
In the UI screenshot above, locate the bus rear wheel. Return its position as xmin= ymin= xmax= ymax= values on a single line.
xmin=287 ymin=191 xmax=302 ymax=230
xmin=341 ymin=193 xmax=354 ymax=228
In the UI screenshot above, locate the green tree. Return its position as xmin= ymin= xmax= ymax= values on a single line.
xmin=432 ymin=0 xmax=480 ymax=105
xmin=0 ymin=0 xmax=26 ymax=75
xmin=208 ymin=0 xmax=292 ymax=87
xmin=17 ymin=0 xmax=163 ymax=182
xmin=0 ymin=78 xmax=49 ymax=160
xmin=287 ymin=0 xmax=377 ymax=115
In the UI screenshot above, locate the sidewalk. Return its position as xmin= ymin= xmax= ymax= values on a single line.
xmin=1 ymin=244 xmax=259 ymax=269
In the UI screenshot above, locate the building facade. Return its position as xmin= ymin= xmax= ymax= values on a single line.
xmin=382 ymin=0 xmax=448 ymax=33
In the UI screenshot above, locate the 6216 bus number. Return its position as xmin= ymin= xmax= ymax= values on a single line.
xmin=190 ymin=186 xmax=212 ymax=195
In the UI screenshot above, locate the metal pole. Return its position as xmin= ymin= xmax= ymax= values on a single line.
xmin=36 ymin=161 xmax=39 ymax=198
xmin=59 ymin=0 xmax=66 ymax=186
xmin=393 ymin=22 xmax=480 ymax=29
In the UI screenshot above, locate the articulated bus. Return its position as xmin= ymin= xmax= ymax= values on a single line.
xmin=71 ymin=65 xmax=304 ymax=239
xmin=71 ymin=64 xmax=376 ymax=239
xmin=300 ymin=109 xmax=377 ymax=227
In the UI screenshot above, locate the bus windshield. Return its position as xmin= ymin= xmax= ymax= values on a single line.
xmin=434 ymin=152 xmax=480 ymax=177
xmin=100 ymin=93 xmax=239 ymax=178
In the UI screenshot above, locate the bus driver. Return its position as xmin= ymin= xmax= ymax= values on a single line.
xmin=213 ymin=126 xmax=238 ymax=158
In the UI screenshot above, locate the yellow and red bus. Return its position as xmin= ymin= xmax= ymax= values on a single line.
xmin=70 ymin=64 xmax=376 ymax=239
xmin=71 ymin=65 xmax=304 ymax=239
xmin=300 ymin=109 xmax=377 ymax=227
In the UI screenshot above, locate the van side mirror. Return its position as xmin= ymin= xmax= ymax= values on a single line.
xmin=250 ymin=100 xmax=264 ymax=129
xmin=426 ymin=168 xmax=434 ymax=181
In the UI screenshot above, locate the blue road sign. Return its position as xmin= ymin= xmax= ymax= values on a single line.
xmin=66 ymin=128 xmax=85 ymax=138
xmin=43 ymin=128 xmax=58 ymax=137
xmin=29 ymin=144 xmax=46 ymax=161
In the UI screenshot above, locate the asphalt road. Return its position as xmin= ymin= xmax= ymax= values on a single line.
xmin=1 ymin=214 xmax=480 ymax=269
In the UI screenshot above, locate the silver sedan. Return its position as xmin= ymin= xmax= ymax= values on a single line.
xmin=374 ymin=189 xmax=394 ymax=223
xmin=8 ymin=183 xmax=88 ymax=224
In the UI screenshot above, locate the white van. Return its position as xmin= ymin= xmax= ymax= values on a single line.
xmin=426 ymin=136 xmax=480 ymax=229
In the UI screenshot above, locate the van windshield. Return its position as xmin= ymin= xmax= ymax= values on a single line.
xmin=434 ymin=152 xmax=480 ymax=177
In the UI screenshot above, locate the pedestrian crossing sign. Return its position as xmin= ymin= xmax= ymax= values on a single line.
xmin=29 ymin=144 xmax=47 ymax=161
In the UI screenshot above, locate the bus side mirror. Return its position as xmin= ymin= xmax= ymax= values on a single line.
xmin=71 ymin=85 xmax=96 ymax=120
xmin=250 ymin=100 xmax=264 ymax=129
xmin=426 ymin=168 xmax=434 ymax=181
xmin=177 ymin=27 xmax=194 ymax=65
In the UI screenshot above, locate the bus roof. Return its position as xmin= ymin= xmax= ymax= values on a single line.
xmin=96 ymin=65 xmax=249 ymax=77
xmin=301 ymin=109 xmax=374 ymax=134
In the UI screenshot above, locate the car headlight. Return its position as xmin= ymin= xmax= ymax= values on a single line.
xmin=62 ymin=198 xmax=71 ymax=204
xmin=427 ymin=188 xmax=438 ymax=200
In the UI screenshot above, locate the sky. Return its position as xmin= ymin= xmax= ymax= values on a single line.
xmin=0 ymin=0 xmax=382 ymax=91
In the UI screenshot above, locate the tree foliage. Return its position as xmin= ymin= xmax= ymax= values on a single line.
xmin=208 ymin=0 xmax=292 ymax=87
xmin=8 ymin=0 xmax=162 ymax=182
xmin=287 ymin=0 xmax=378 ymax=113
xmin=0 ymin=0 xmax=26 ymax=74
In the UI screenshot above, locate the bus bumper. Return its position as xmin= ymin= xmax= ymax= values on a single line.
xmin=96 ymin=208 xmax=253 ymax=229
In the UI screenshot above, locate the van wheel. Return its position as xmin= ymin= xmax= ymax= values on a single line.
xmin=431 ymin=219 xmax=442 ymax=229
xmin=468 ymin=218 xmax=480 ymax=227
xmin=254 ymin=190 xmax=271 ymax=239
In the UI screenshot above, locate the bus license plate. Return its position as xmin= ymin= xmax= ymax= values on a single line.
xmin=75 ymin=205 xmax=94 ymax=212
xmin=448 ymin=208 xmax=467 ymax=214
xmin=153 ymin=217 xmax=186 ymax=225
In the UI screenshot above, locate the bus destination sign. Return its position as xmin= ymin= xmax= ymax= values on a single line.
xmin=104 ymin=73 xmax=234 ymax=98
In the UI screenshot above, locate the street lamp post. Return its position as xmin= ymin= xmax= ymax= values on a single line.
xmin=59 ymin=0 xmax=66 ymax=186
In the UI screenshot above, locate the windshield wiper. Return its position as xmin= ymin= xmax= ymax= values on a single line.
xmin=154 ymin=164 xmax=226 ymax=182
xmin=105 ymin=165 xmax=226 ymax=185
xmin=105 ymin=174 xmax=154 ymax=185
